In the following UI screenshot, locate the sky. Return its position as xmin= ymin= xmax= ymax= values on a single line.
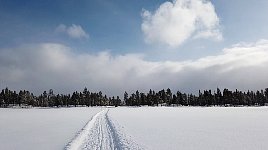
xmin=1 ymin=0 xmax=268 ymax=96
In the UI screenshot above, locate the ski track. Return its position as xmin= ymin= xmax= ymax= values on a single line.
xmin=65 ymin=108 xmax=143 ymax=150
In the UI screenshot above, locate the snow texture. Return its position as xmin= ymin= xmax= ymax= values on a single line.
xmin=109 ymin=107 xmax=268 ymax=150
xmin=66 ymin=108 xmax=144 ymax=150
xmin=0 ymin=107 xmax=103 ymax=150
xmin=1 ymin=107 xmax=268 ymax=150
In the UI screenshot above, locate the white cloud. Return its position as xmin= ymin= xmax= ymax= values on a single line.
xmin=1 ymin=40 xmax=268 ymax=96
xmin=193 ymin=29 xmax=222 ymax=41
xmin=56 ymin=24 xmax=89 ymax=39
xmin=141 ymin=0 xmax=222 ymax=47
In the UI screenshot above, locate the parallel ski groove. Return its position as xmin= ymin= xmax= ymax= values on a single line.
xmin=65 ymin=108 xmax=143 ymax=150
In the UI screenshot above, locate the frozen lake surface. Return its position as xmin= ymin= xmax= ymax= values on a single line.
xmin=0 ymin=107 xmax=103 ymax=150
xmin=108 ymin=107 xmax=268 ymax=150
xmin=1 ymin=107 xmax=268 ymax=150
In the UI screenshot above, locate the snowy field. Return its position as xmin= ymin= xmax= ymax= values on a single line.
xmin=1 ymin=107 xmax=268 ymax=150
xmin=109 ymin=107 xmax=268 ymax=150
xmin=0 ymin=107 xmax=103 ymax=150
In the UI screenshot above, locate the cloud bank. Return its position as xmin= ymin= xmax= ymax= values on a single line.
xmin=141 ymin=0 xmax=222 ymax=47
xmin=1 ymin=40 xmax=268 ymax=96
xmin=56 ymin=24 xmax=89 ymax=39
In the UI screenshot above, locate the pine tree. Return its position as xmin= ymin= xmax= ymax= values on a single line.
xmin=124 ymin=91 xmax=129 ymax=106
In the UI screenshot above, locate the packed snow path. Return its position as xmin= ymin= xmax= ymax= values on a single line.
xmin=65 ymin=108 xmax=143 ymax=150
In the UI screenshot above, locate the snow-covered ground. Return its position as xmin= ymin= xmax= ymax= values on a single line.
xmin=1 ymin=107 xmax=268 ymax=150
xmin=0 ymin=107 xmax=103 ymax=150
xmin=108 ymin=107 xmax=268 ymax=150
xmin=66 ymin=108 xmax=143 ymax=150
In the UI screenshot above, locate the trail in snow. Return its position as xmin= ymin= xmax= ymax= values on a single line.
xmin=65 ymin=108 xmax=144 ymax=150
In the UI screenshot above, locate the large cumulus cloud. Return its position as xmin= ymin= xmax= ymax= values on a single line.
xmin=141 ymin=0 xmax=222 ymax=47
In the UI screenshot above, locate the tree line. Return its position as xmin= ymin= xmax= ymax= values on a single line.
xmin=1 ymin=87 xmax=268 ymax=107
xmin=124 ymin=88 xmax=268 ymax=106
xmin=0 ymin=88 xmax=120 ymax=107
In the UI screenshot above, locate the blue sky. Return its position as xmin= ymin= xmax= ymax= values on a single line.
xmin=1 ymin=0 xmax=268 ymax=95
xmin=1 ymin=0 xmax=268 ymax=57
